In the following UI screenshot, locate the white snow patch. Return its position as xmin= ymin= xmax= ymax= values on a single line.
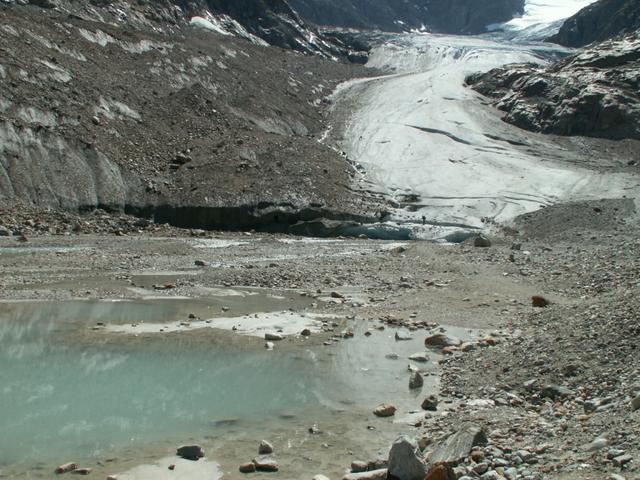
xmin=495 ymin=0 xmax=598 ymax=35
xmin=95 ymin=97 xmax=141 ymax=121
xmin=191 ymin=15 xmax=232 ymax=36
xmin=78 ymin=28 xmax=115 ymax=47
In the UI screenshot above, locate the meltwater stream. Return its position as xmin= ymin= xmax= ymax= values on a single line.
xmin=0 ymin=295 xmax=451 ymax=477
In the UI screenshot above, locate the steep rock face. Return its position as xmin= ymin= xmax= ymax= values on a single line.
xmin=287 ymin=0 xmax=524 ymax=34
xmin=547 ymin=0 xmax=640 ymax=47
xmin=466 ymin=32 xmax=640 ymax=140
xmin=0 ymin=3 xmax=379 ymax=230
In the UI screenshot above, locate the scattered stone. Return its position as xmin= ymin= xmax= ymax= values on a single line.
xmin=168 ymin=465 xmax=175 ymax=471
xmin=239 ymin=462 xmax=256 ymax=473
xmin=351 ymin=461 xmax=368 ymax=473
xmin=408 ymin=352 xmax=430 ymax=362
xmin=612 ymin=454 xmax=632 ymax=467
xmin=424 ymin=463 xmax=455 ymax=480
xmin=373 ymin=404 xmax=396 ymax=417
xmin=531 ymin=295 xmax=549 ymax=307
xmin=259 ymin=440 xmax=274 ymax=455
xmin=409 ymin=371 xmax=424 ymax=390
xmin=474 ymin=235 xmax=491 ymax=248
xmin=265 ymin=332 xmax=284 ymax=341
xmin=301 ymin=328 xmax=312 ymax=336
xmin=585 ymin=437 xmax=609 ymax=451
xmin=341 ymin=469 xmax=388 ymax=480
xmin=265 ymin=341 xmax=275 ymax=350
xmin=313 ymin=476 xmax=331 ymax=480
xmin=421 ymin=395 xmax=438 ymax=411
xmin=540 ymin=384 xmax=574 ymax=399
xmin=253 ymin=456 xmax=279 ymax=472
xmin=385 ymin=353 xmax=400 ymax=360
xmin=395 ymin=330 xmax=413 ymax=341
xmin=194 ymin=260 xmax=209 ymax=267
xmin=330 ymin=291 xmax=344 ymax=299
xmin=176 ymin=445 xmax=204 ymax=460
xmin=387 ymin=436 xmax=428 ymax=480
xmin=425 ymin=333 xmax=460 ymax=347
xmin=55 ymin=463 xmax=78 ymax=474
xmin=428 ymin=424 xmax=487 ymax=465
xmin=632 ymin=394 xmax=640 ymax=411
xmin=107 ymin=476 xmax=118 ymax=480
xmin=0 ymin=226 xmax=11 ymax=236
xmin=71 ymin=468 xmax=92 ymax=475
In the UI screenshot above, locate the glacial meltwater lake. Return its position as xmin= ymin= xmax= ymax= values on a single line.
xmin=0 ymin=292 xmax=455 ymax=478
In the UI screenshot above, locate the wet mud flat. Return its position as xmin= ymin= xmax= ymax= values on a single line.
xmin=1 ymin=224 xmax=637 ymax=480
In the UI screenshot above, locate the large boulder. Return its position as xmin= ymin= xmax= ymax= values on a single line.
xmin=387 ymin=436 xmax=429 ymax=480
xmin=427 ymin=424 xmax=488 ymax=465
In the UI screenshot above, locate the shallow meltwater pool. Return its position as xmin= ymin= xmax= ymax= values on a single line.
xmin=0 ymin=294 xmax=469 ymax=478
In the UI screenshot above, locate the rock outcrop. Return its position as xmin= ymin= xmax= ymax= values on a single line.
xmin=287 ymin=0 xmax=524 ymax=35
xmin=547 ymin=0 xmax=640 ymax=48
xmin=467 ymin=32 xmax=640 ymax=140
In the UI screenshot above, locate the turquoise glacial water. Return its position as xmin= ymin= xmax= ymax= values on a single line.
xmin=0 ymin=298 xmax=438 ymax=476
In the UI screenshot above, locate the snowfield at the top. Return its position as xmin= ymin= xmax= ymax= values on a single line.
xmin=500 ymin=0 xmax=598 ymax=30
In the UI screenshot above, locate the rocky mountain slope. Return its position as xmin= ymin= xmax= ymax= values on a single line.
xmin=0 ymin=2 xmax=380 ymax=233
xmin=287 ymin=0 xmax=524 ymax=34
xmin=466 ymin=32 xmax=640 ymax=140
xmin=547 ymin=0 xmax=640 ymax=47
xmin=6 ymin=0 xmax=360 ymax=58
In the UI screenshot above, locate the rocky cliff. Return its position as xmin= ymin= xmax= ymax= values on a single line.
xmin=287 ymin=0 xmax=524 ymax=34
xmin=466 ymin=32 xmax=640 ymax=140
xmin=547 ymin=0 xmax=640 ymax=47
xmin=0 ymin=2 xmax=380 ymax=232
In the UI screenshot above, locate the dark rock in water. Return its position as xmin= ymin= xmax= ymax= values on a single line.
xmin=427 ymin=424 xmax=488 ymax=465
xmin=421 ymin=395 xmax=439 ymax=411
xmin=425 ymin=333 xmax=461 ymax=348
xmin=547 ymin=0 xmax=640 ymax=48
xmin=387 ymin=436 xmax=428 ymax=480
xmin=176 ymin=445 xmax=205 ymax=460
xmin=467 ymin=32 xmax=640 ymax=141
xmin=373 ymin=403 xmax=396 ymax=417
xmin=258 ymin=440 xmax=274 ymax=455
xmin=409 ymin=371 xmax=424 ymax=390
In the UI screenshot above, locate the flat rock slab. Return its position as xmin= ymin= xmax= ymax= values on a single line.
xmin=428 ymin=424 xmax=487 ymax=466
